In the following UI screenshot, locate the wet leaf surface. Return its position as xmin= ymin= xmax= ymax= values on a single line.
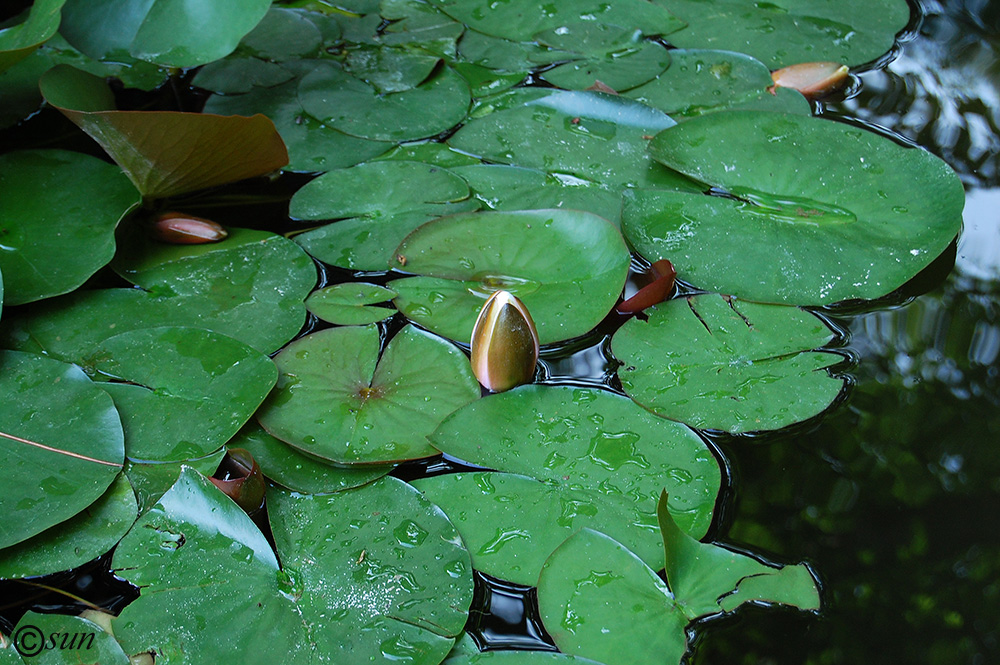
xmin=0 ymin=351 xmax=124 ymax=549
xmin=124 ymin=450 xmax=226 ymax=515
xmin=257 ymin=325 xmax=480 ymax=464
xmin=429 ymin=385 xmax=721 ymax=539
xmin=0 ymin=150 xmax=138 ymax=306
xmin=389 ymin=209 xmax=631 ymax=344
xmin=14 ymin=611 xmax=130 ymax=664
xmin=613 ymin=295 xmax=844 ymax=434
xmin=305 ymin=283 xmax=398 ymax=326
xmin=639 ymin=111 xmax=964 ymax=304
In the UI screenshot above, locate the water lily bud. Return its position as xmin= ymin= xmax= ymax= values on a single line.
xmin=617 ymin=259 xmax=676 ymax=313
xmin=471 ymin=290 xmax=539 ymax=393
xmin=151 ymin=212 xmax=228 ymax=244
xmin=771 ymin=62 xmax=850 ymax=99
xmin=210 ymin=448 xmax=265 ymax=516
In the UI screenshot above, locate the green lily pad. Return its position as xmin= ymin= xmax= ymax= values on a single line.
xmin=305 ymin=283 xmax=397 ymax=325
xmin=640 ymin=111 xmax=965 ymax=305
xmin=660 ymin=0 xmax=911 ymax=68
xmin=59 ymin=0 xmax=271 ymax=68
xmin=228 ymin=422 xmax=392 ymax=494
xmin=451 ymin=165 xmax=624 ymax=226
xmin=299 ymin=60 xmax=471 ymax=141
xmin=388 ymin=209 xmax=630 ymax=345
xmin=40 ymin=65 xmax=289 ymax=199
xmin=448 ymin=88 xmax=698 ymax=191
xmin=124 ymin=451 xmax=226 ymax=515
xmin=537 ymin=528 xmax=690 ymax=665
xmin=291 ymin=160 xmax=477 ymax=270
xmin=413 ymin=471 xmax=665 ymax=587
xmin=85 ymin=327 xmax=277 ymax=462
xmin=0 ymin=0 xmax=66 ymax=72
xmin=456 ymin=29 xmax=566 ymax=72
xmin=0 ymin=351 xmax=124 ymax=550
xmin=193 ymin=57 xmax=297 ymax=94
xmin=345 ymin=46 xmax=441 ymax=94
xmin=202 ymin=75 xmax=391 ymax=173
xmin=624 ymin=49 xmax=810 ymax=118
xmin=424 ymin=0 xmax=685 ymax=42
xmin=428 ymin=385 xmax=720 ymax=539
xmin=241 ymin=7 xmax=324 ymax=60
xmin=446 ymin=642 xmax=606 ymax=665
xmin=111 ymin=469 xmax=472 ymax=663
xmin=376 ymin=142 xmax=483 ymax=169
xmin=0 ymin=474 xmax=136 ymax=579
xmin=14 ymin=611 xmax=129 ymax=664
xmin=257 ymin=324 xmax=480 ymax=464
xmin=379 ymin=0 xmax=465 ymax=56
xmin=535 ymin=24 xmax=671 ymax=92
xmin=613 ymin=295 xmax=844 ymax=434
xmin=0 ymin=149 xmax=139 ymax=306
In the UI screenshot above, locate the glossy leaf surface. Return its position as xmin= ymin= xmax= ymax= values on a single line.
xmin=0 ymin=149 xmax=138 ymax=305
xmin=305 ymin=283 xmax=397 ymax=326
xmin=429 ymin=385 xmax=720 ymax=539
xmin=257 ymin=325 xmax=480 ymax=464
xmin=0 ymin=0 xmax=67 ymax=72
xmin=124 ymin=451 xmax=226 ymax=515
xmin=641 ymin=111 xmax=964 ymax=304
xmin=14 ymin=611 xmax=129 ymax=664
xmin=389 ymin=209 xmax=630 ymax=345
xmin=41 ymin=65 xmax=288 ymax=198
xmin=0 ymin=351 xmax=124 ymax=549
xmin=613 ymin=295 xmax=844 ymax=434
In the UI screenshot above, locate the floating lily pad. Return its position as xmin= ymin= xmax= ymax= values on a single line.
xmin=537 ymin=528 xmax=690 ymax=665
xmin=0 ymin=351 xmax=124 ymax=549
xmin=451 ymin=165 xmax=624 ymax=226
xmin=613 ymin=295 xmax=844 ymax=434
xmin=389 ymin=209 xmax=630 ymax=345
xmin=624 ymin=49 xmax=810 ymax=118
xmin=299 ymin=60 xmax=471 ymax=141
xmin=446 ymin=642 xmax=606 ymax=665
xmin=14 ymin=612 xmax=129 ymax=665
xmin=0 ymin=0 xmax=66 ymax=72
xmin=448 ymin=88 xmax=698 ymax=191
xmin=424 ymin=0 xmax=685 ymax=42
xmin=660 ymin=0 xmax=911 ymax=68
xmin=111 ymin=469 xmax=472 ymax=663
xmin=377 ymin=142 xmax=483 ymax=168
xmin=305 ymin=283 xmax=397 ymax=325
xmin=640 ymin=111 xmax=965 ymax=304
xmin=429 ymin=385 xmax=720 ymax=539
xmin=413 ymin=471 xmax=664 ymax=587
xmin=291 ymin=160 xmax=477 ymax=270
xmin=379 ymin=0 xmax=465 ymax=55
xmin=0 ymin=474 xmax=136 ymax=579
xmin=257 ymin=324 xmax=480 ymax=464
xmin=456 ymin=29 xmax=566 ymax=72
xmin=0 ymin=149 xmax=139 ymax=306
xmin=124 ymin=450 xmax=226 ymax=515
xmin=41 ymin=65 xmax=289 ymax=199
xmin=85 ymin=327 xmax=277 ymax=462
xmin=241 ymin=7 xmax=324 ymax=60
xmin=229 ymin=422 xmax=392 ymax=494
xmin=59 ymin=0 xmax=271 ymax=67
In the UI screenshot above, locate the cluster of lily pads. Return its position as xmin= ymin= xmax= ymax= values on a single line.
xmin=0 ymin=0 xmax=966 ymax=663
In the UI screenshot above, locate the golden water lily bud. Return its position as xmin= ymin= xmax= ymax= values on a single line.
xmin=771 ymin=62 xmax=850 ymax=99
xmin=471 ymin=290 xmax=539 ymax=393
xmin=151 ymin=212 xmax=228 ymax=244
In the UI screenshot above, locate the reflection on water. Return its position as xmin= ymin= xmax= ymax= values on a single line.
xmin=694 ymin=1 xmax=1000 ymax=662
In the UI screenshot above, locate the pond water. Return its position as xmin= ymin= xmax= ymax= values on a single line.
xmin=1 ymin=0 xmax=997 ymax=662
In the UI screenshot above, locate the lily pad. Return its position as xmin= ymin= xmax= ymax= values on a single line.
xmin=257 ymin=324 xmax=480 ymax=464
xmin=448 ymin=88 xmax=698 ymax=191
xmin=624 ymin=49 xmax=810 ymax=118
xmin=228 ymin=422 xmax=392 ymax=494
xmin=613 ymin=295 xmax=844 ymax=434
xmin=388 ymin=209 xmax=630 ymax=345
xmin=413 ymin=471 xmax=665 ymax=587
xmin=59 ymin=0 xmax=271 ymax=68
xmin=660 ymin=0 xmax=911 ymax=68
xmin=641 ymin=111 xmax=965 ymax=305
xmin=240 ymin=7 xmax=324 ymax=60
xmin=85 ymin=327 xmax=277 ymax=462
xmin=424 ymin=0 xmax=685 ymax=42
xmin=14 ymin=611 xmax=129 ymax=664
xmin=428 ymin=385 xmax=720 ymax=539
xmin=305 ymin=283 xmax=397 ymax=325
xmin=0 ymin=474 xmax=136 ymax=579
xmin=537 ymin=528 xmax=690 ymax=665
xmin=0 ymin=0 xmax=66 ymax=72
xmin=0 ymin=149 xmax=139 ymax=306
xmin=450 ymin=165 xmax=624 ymax=226
xmin=291 ymin=160 xmax=477 ymax=270
xmin=446 ymin=643 xmax=606 ymax=665
xmin=299 ymin=60 xmax=471 ymax=141
xmin=0 ymin=351 xmax=124 ymax=550
xmin=124 ymin=450 xmax=226 ymax=515
xmin=111 ymin=469 xmax=472 ymax=664
xmin=40 ymin=65 xmax=289 ymax=199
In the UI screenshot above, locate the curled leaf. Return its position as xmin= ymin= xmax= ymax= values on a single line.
xmin=210 ymin=447 xmax=266 ymax=516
